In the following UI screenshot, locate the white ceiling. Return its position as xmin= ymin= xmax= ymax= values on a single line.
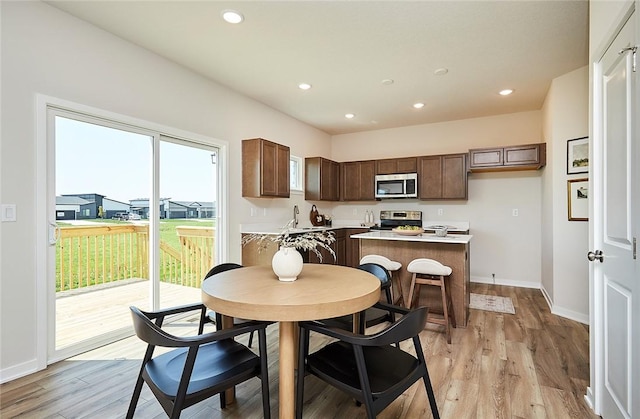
xmin=47 ymin=1 xmax=589 ymax=135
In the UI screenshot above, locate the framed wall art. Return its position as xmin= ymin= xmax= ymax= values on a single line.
xmin=567 ymin=178 xmax=588 ymax=221
xmin=567 ymin=136 xmax=589 ymax=174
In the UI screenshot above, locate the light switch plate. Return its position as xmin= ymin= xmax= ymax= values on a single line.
xmin=1 ymin=204 xmax=17 ymax=222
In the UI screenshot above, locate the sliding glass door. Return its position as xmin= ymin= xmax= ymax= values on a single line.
xmin=158 ymin=137 xmax=218 ymax=309
xmin=48 ymin=107 xmax=221 ymax=361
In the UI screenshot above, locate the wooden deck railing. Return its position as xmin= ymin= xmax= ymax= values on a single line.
xmin=56 ymin=224 xmax=215 ymax=292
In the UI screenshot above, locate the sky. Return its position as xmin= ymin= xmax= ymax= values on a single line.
xmin=55 ymin=116 xmax=217 ymax=204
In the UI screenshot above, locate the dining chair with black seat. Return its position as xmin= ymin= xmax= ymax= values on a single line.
xmin=126 ymin=303 xmax=271 ymax=419
xmin=204 ymin=262 xmax=259 ymax=347
xmin=296 ymin=302 xmax=439 ymax=419
xmin=321 ymin=262 xmax=395 ymax=333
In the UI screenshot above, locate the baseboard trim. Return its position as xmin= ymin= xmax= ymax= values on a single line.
xmin=471 ymin=275 xmax=540 ymax=289
xmin=473 ymin=276 xmax=589 ymax=325
xmin=0 ymin=359 xmax=40 ymax=384
xmin=584 ymin=387 xmax=595 ymax=411
xmin=551 ymin=305 xmax=589 ymax=325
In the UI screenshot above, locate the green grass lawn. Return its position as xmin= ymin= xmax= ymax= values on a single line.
xmin=56 ymin=218 xmax=215 ymax=291
xmin=159 ymin=219 xmax=214 ymax=251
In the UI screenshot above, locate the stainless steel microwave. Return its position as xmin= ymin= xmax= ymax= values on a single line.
xmin=375 ymin=173 xmax=418 ymax=199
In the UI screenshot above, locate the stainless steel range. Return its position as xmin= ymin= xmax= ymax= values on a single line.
xmin=373 ymin=210 xmax=422 ymax=230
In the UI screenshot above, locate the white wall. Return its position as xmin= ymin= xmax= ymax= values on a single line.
xmin=330 ymin=111 xmax=544 ymax=288
xmin=0 ymin=0 xmax=594 ymax=382
xmin=0 ymin=1 xmax=330 ymax=380
xmin=541 ymin=67 xmax=590 ymax=322
xmin=332 ymin=111 xmax=542 ymax=160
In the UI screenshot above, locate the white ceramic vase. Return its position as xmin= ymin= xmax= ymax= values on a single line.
xmin=272 ymin=246 xmax=303 ymax=282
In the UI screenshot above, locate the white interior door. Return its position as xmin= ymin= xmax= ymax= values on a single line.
xmin=591 ymin=11 xmax=638 ymax=419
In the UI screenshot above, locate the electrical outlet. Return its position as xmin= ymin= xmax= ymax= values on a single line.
xmin=263 ymin=208 xmax=267 ymax=216
xmin=250 ymin=207 xmax=257 ymax=217
xmin=512 ymin=209 xmax=519 ymax=217
xmin=437 ymin=208 xmax=443 ymax=216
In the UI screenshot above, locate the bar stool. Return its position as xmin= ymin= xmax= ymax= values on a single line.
xmin=406 ymin=258 xmax=456 ymax=343
xmin=359 ymin=255 xmax=405 ymax=306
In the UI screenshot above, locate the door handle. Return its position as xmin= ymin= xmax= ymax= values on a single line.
xmin=587 ymin=250 xmax=604 ymax=263
xmin=48 ymin=222 xmax=59 ymax=246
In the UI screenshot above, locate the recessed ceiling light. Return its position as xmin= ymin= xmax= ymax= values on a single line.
xmin=345 ymin=113 xmax=355 ymax=119
xmin=298 ymin=83 xmax=312 ymax=90
xmin=499 ymin=89 xmax=514 ymax=96
xmin=434 ymin=68 xmax=448 ymax=76
xmin=381 ymin=79 xmax=394 ymax=85
xmin=413 ymin=102 xmax=425 ymax=109
xmin=221 ymin=10 xmax=243 ymax=24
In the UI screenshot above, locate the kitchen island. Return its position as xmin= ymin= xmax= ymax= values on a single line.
xmin=351 ymin=230 xmax=472 ymax=327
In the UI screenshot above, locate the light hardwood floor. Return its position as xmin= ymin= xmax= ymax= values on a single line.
xmin=0 ymin=283 xmax=598 ymax=418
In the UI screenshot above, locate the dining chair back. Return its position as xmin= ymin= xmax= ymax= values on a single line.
xmin=126 ymin=303 xmax=271 ymax=419
xmin=205 ymin=262 xmax=243 ymax=277
xmin=203 ymin=262 xmax=259 ymax=347
xmin=296 ymin=303 xmax=439 ymax=419
xmin=318 ymin=262 xmax=394 ymax=333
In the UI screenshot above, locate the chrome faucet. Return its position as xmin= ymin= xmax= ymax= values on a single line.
xmin=293 ymin=205 xmax=299 ymax=228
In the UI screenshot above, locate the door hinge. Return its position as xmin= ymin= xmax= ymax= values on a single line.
xmin=619 ymin=46 xmax=638 ymax=72
xmin=634 ymin=237 xmax=637 ymax=260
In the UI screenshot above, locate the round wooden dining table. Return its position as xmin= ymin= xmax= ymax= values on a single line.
xmin=201 ymin=263 xmax=381 ymax=419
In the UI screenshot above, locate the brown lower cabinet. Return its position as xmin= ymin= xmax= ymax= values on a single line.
xmin=308 ymin=229 xmax=346 ymax=265
xmin=345 ymin=228 xmax=369 ymax=267
xmin=242 ymin=228 xmax=365 ymax=267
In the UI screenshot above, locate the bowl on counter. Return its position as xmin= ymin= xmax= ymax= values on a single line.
xmin=434 ymin=227 xmax=448 ymax=237
xmin=391 ymin=227 xmax=424 ymax=236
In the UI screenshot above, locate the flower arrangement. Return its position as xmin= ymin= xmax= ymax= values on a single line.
xmin=242 ymin=219 xmax=336 ymax=262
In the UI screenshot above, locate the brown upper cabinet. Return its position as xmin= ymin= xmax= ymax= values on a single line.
xmin=305 ymin=157 xmax=340 ymax=201
xmin=469 ymin=143 xmax=546 ymax=172
xmin=242 ymin=138 xmax=290 ymax=198
xmin=341 ymin=160 xmax=376 ymax=201
xmin=418 ymin=153 xmax=468 ymax=200
xmin=376 ymin=157 xmax=418 ymax=174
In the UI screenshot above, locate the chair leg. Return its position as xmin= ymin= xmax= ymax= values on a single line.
xmin=446 ymin=279 xmax=456 ymax=328
xmin=248 ymin=330 xmax=254 ymax=348
xmin=219 ymin=390 xmax=227 ymax=409
xmin=406 ymin=273 xmax=418 ymax=309
xmin=125 ymin=375 xmax=145 ymax=419
xmin=439 ymin=276 xmax=452 ymax=344
xmin=296 ymin=328 xmax=310 ymax=419
xmin=422 ymin=367 xmax=440 ymax=419
xmin=392 ymin=271 xmax=405 ymax=306
xmin=256 ymin=328 xmax=271 ymax=419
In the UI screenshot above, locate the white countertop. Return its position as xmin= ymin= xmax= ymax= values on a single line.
xmin=422 ymin=220 xmax=470 ymax=232
xmin=350 ymin=230 xmax=472 ymax=244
